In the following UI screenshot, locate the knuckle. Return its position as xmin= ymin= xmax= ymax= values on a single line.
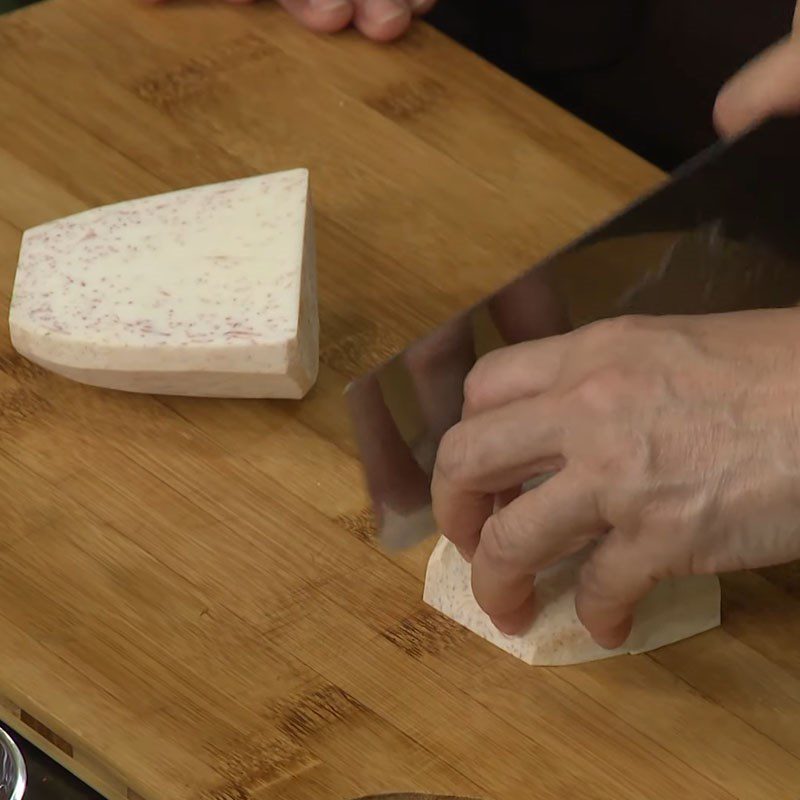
xmin=435 ymin=424 xmax=473 ymax=484
xmin=462 ymin=359 xmax=491 ymax=414
xmin=585 ymin=315 xmax=646 ymax=343
xmin=480 ymin=512 xmax=523 ymax=572
xmin=586 ymin=316 xmax=687 ymax=361
xmin=570 ymin=366 xmax=630 ymax=414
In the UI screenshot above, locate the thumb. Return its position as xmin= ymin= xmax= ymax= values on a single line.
xmin=574 ymin=531 xmax=659 ymax=650
xmin=715 ymin=31 xmax=800 ymax=138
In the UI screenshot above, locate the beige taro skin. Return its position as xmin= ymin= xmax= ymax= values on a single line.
xmin=10 ymin=169 xmax=319 ymax=399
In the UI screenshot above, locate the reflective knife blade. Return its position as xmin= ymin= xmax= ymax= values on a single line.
xmin=346 ymin=117 xmax=800 ymax=551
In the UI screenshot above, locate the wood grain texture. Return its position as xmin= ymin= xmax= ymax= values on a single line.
xmin=0 ymin=2 xmax=797 ymax=799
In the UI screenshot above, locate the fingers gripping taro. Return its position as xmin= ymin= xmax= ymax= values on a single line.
xmin=432 ymin=310 xmax=800 ymax=651
xmin=424 ymin=538 xmax=720 ymax=666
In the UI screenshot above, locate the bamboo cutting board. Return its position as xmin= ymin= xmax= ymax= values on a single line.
xmin=1 ymin=2 xmax=800 ymax=799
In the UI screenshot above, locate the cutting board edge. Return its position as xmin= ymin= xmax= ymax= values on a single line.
xmin=0 ymin=697 xmax=132 ymax=800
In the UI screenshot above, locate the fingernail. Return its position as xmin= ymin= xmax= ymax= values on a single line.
xmin=310 ymin=0 xmax=349 ymax=9
xmin=592 ymin=621 xmax=632 ymax=650
xmin=367 ymin=0 xmax=407 ymax=22
xmin=494 ymin=620 xmax=522 ymax=638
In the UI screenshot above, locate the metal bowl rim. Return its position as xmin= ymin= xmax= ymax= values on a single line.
xmin=0 ymin=728 xmax=26 ymax=800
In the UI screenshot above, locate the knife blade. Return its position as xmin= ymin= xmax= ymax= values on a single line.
xmin=345 ymin=116 xmax=800 ymax=551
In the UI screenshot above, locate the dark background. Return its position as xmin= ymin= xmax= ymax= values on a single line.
xmin=426 ymin=0 xmax=796 ymax=168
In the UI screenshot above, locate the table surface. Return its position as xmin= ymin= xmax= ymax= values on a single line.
xmin=2 ymin=2 xmax=800 ymax=799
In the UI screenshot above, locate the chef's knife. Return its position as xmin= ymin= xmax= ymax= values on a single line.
xmin=346 ymin=116 xmax=800 ymax=551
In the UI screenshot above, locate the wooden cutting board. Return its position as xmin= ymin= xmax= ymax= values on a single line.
xmin=0 ymin=2 xmax=799 ymax=799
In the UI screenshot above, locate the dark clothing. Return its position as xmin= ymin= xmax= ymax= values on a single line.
xmin=429 ymin=1 xmax=797 ymax=168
